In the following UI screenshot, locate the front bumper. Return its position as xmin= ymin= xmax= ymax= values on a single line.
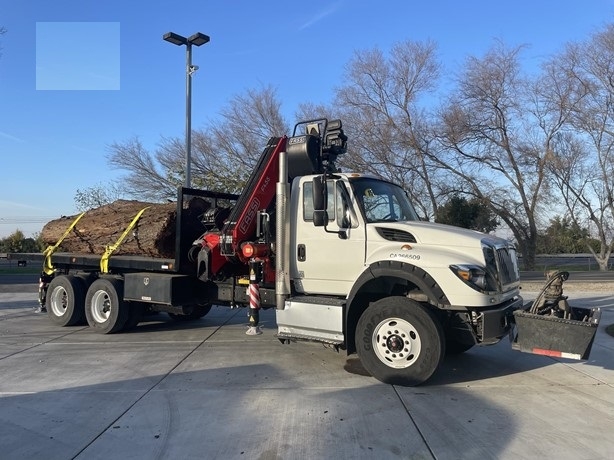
xmin=474 ymin=296 xmax=524 ymax=345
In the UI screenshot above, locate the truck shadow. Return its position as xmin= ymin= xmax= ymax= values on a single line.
xmin=344 ymin=347 xmax=554 ymax=386
xmin=128 ymin=308 xmax=258 ymax=334
xmin=0 ymin=363 xmax=517 ymax=460
xmin=131 ymin=305 xmax=614 ymax=382
xmin=2 ymin=303 xmax=613 ymax=459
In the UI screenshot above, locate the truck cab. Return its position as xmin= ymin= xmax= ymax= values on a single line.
xmin=272 ymin=120 xmax=523 ymax=385
xmin=291 ymin=173 xmax=366 ymax=295
xmin=292 ymin=172 xmax=520 ymax=306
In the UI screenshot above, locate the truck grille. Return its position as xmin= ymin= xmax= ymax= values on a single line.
xmin=496 ymin=247 xmax=519 ymax=286
xmin=484 ymin=244 xmax=520 ymax=289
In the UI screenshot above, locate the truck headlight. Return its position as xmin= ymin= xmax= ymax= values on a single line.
xmin=450 ymin=265 xmax=492 ymax=292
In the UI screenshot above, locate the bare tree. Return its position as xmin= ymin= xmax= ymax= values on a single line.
xmin=107 ymin=136 xmax=180 ymax=201
xmin=433 ymin=42 xmax=564 ymax=269
xmin=74 ymin=182 xmax=126 ymax=211
xmin=191 ymin=85 xmax=289 ymax=192
xmin=107 ymin=85 xmax=289 ymax=201
xmin=547 ymin=132 xmax=614 ymax=270
xmin=545 ymin=25 xmax=614 ymax=270
xmin=331 ymin=40 xmax=447 ymax=220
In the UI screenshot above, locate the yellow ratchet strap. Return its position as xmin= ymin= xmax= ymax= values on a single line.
xmin=100 ymin=207 xmax=150 ymax=273
xmin=42 ymin=212 xmax=86 ymax=275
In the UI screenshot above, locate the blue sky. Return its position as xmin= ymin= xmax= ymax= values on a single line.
xmin=36 ymin=21 xmax=120 ymax=90
xmin=0 ymin=0 xmax=612 ymax=238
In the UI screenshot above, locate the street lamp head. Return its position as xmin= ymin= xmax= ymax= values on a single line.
xmin=188 ymin=32 xmax=210 ymax=46
xmin=163 ymin=31 xmax=188 ymax=46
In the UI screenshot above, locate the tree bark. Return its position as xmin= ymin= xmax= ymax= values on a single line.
xmin=40 ymin=200 xmax=206 ymax=258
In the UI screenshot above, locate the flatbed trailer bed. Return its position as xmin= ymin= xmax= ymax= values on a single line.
xmin=12 ymin=252 xmax=179 ymax=273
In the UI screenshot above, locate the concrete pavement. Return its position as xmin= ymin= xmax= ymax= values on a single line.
xmin=0 ymin=289 xmax=613 ymax=459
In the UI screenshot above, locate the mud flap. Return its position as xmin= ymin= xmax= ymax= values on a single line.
xmin=511 ymin=307 xmax=601 ymax=360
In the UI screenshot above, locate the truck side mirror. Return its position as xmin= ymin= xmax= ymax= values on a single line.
xmin=313 ymin=210 xmax=328 ymax=227
xmin=312 ymin=175 xmax=328 ymax=227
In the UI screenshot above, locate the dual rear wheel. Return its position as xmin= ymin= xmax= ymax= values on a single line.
xmin=45 ymin=275 xmax=210 ymax=334
xmin=84 ymin=278 xmax=129 ymax=334
xmin=46 ymin=275 xmax=86 ymax=326
xmin=45 ymin=276 xmax=130 ymax=334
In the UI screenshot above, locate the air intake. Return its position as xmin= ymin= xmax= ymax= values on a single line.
xmin=376 ymin=227 xmax=417 ymax=243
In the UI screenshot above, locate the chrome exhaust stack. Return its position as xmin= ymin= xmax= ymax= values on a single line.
xmin=276 ymin=150 xmax=291 ymax=310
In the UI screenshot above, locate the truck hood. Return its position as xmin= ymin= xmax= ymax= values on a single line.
xmin=371 ymin=220 xmax=509 ymax=248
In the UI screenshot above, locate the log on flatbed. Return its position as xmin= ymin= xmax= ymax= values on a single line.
xmin=40 ymin=199 xmax=208 ymax=258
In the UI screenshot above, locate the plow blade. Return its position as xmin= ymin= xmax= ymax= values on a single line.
xmin=512 ymin=307 xmax=601 ymax=360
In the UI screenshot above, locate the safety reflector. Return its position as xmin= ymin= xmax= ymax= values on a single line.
xmin=530 ymin=348 xmax=582 ymax=360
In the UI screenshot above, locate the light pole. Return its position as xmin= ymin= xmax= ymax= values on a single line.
xmin=163 ymin=31 xmax=210 ymax=188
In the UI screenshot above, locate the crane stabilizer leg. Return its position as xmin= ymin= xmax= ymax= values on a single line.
xmin=246 ymin=283 xmax=262 ymax=335
xmin=246 ymin=259 xmax=263 ymax=335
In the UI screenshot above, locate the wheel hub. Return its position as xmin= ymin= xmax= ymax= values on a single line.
xmin=372 ymin=318 xmax=421 ymax=369
xmin=386 ymin=334 xmax=405 ymax=353
xmin=50 ymin=287 xmax=68 ymax=316
xmin=91 ymin=290 xmax=112 ymax=323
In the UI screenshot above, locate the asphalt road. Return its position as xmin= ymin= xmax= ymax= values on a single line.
xmin=0 ymin=273 xmax=39 ymax=284
xmin=1 ymin=289 xmax=613 ymax=459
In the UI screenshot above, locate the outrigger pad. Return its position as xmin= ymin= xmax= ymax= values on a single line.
xmin=246 ymin=326 xmax=263 ymax=336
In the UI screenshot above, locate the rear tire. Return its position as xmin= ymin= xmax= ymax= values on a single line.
xmin=46 ymin=275 xmax=86 ymax=326
xmin=85 ymin=278 xmax=128 ymax=334
xmin=355 ymin=296 xmax=445 ymax=386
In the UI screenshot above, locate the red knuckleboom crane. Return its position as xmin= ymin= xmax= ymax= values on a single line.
xmin=196 ymin=137 xmax=287 ymax=283
xmin=195 ymin=119 xmax=346 ymax=288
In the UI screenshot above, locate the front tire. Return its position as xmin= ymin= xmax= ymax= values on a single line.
xmin=85 ymin=278 xmax=128 ymax=334
xmin=46 ymin=275 xmax=86 ymax=326
xmin=355 ymin=296 xmax=445 ymax=386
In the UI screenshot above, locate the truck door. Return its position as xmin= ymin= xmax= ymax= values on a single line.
xmin=292 ymin=178 xmax=366 ymax=296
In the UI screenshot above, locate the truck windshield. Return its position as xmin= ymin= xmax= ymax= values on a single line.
xmin=349 ymin=177 xmax=420 ymax=223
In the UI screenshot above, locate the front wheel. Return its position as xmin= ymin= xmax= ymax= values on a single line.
xmin=355 ymin=296 xmax=445 ymax=386
xmin=85 ymin=278 xmax=128 ymax=334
